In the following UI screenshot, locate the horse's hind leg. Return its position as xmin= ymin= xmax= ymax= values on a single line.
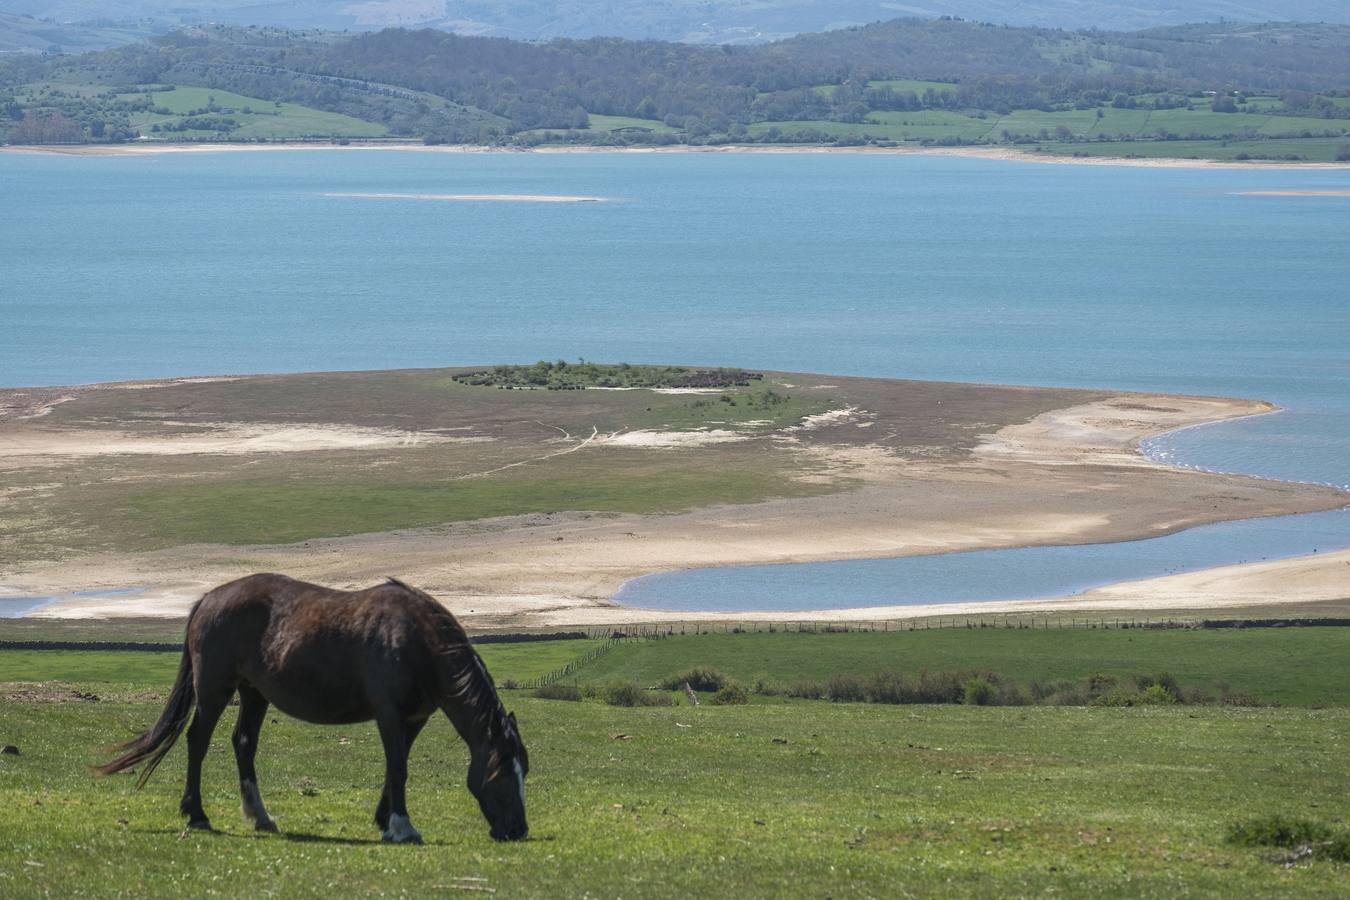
xmin=375 ymin=713 xmax=424 ymax=844
xmin=375 ymin=715 xmax=427 ymax=832
xmin=233 ymin=685 xmax=278 ymax=833
xmin=180 ymin=685 xmax=231 ymax=830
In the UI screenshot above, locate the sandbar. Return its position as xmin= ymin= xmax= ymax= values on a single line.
xmin=1235 ymin=191 xmax=1350 ymax=197
xmin=324 ymin=192 xmax=605 ymax=202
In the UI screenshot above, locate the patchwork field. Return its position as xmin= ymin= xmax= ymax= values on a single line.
xmin=2 ymin=626 xmax=1348 ymax=896
xmin=119 ymin=86 xmax=389 ymax=141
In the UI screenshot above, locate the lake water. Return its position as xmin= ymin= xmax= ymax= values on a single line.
xmin=2 ymin=150 xmax=1347 ymax=610
xmin=0 ymin=587 xmax=145 ymax=619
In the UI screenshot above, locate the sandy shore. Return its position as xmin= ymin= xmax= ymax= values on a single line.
xmin=7 ymin=141 xmax=1350 ymax=170
xmin=6 ymin=387 xmax=1344 ymax=625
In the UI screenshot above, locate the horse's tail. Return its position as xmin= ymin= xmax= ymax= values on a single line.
xmin=94 ymin=645 xmax=195 ymax=788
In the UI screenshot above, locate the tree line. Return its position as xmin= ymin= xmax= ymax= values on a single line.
xmin=3 ymin=17 xmax=1349 ymax=144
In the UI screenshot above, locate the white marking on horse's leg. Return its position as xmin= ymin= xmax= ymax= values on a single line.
xmin=382 ymin=813 xmax=423 ymax=845
xmin=514 ymin=759 xmax=525 ymax=807
xmin=240 ymin=779 xmax=278 ymax=832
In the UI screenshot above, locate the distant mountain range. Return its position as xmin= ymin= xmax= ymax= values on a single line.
xmin=4 ymin=0 xmax=1350 ymax=51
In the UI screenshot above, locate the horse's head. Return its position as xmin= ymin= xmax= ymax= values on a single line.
xmin=468 ymin=710 xmax=529 ymax=841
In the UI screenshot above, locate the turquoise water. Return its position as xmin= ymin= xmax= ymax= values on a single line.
xmin=615 ymin=508 xmax=1349 ymax=612
xmin=2 ymin=150 xmax=1347 ymax=610
xmin=0 ymin=587 xmax=145 ymax=619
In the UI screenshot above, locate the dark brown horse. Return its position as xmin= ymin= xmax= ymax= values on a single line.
xmin=96 ymin=573 xmax=529 ymax=842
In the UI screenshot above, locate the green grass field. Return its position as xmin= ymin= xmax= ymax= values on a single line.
xmin=121 ymin=86 xmax=389 ymax=140
xmin=585 ymin=114 xmax=678 ymax=134
xmin=1040 ymin=138 xmax=1350 ymax=162
xmin=2 ymin=628 xmax=1349 ymax=896
xmin=743 ymin=105 xmax=1348 ymax=160
xmin=575 ymin=628 xmax=1350 ymax=707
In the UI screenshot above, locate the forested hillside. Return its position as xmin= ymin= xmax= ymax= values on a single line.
xmin=3 ymin=18 xmax=1349 ymax=159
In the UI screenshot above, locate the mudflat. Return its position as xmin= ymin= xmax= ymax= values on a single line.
xmin=0 ymin=368 xmax=1343 ymax=625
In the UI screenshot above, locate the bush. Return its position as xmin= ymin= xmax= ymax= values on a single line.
xmin=712 ymin=681 xmax=750 ymax=705
xmin=1086 ymin=673 xmax=1118 ymax=696
xmin=825 ymin=673 xmax=866 ymax=702
xmin=534 ymin=683 xmax=581 ymax=701
xmin=1139 ymin=684 xmax=1178 ymax=705
xmin=1133 ymin=672 xmax=1181 ymax=697
xmin=605 ymin=682 xmax=673 ymax=707
xmin=1228 ymin=815 xmax=1330 ymax=848
xmin=961 ymin=677 xmax=995 ymax=706
xmin=751 ymin=675 xmax=781 ymax=696
xmin=1092 ymin=684 xmax=1176 ymax=707
xmin=786 ymin=679 xmax=825 ymax=699
xmin=658 ymin=667 xmax=727 ymax=692
xmin=864 ymin=671 xmax=915 ymax=704
xmin=913 ymin=669 xmax=966 ymax=704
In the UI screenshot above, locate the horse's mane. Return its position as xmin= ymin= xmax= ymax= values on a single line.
xmin=385 ymin=578 xmax=517 ymax=771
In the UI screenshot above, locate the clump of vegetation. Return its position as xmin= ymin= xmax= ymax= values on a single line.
xmin=961 ymin=676 xmax=996 ymax=706
xmin=454 ymin=361 xmax=762 ymax=391
xmin=658 ymin=667 xmax=728 ymax=692
xmin=1227 ymin=815 xmax=1350 ymax=863
xmin=1228 ymin=815 xmax=1331 ymax=848
xmin=534 ymin=683 xmax=581 ymax=702
xmin=711 ymin=681 xmax=750 ymax=705
xmin=770 ymin=669 xmax=1253 ymax=708
xmin=604 ymin=682 xmax=674 ymax=707
xmin=718 ymin=389 xmax=791 ymax=410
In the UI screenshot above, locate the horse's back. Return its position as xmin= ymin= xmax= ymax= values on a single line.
xmin=187 ymin=574 xmax=454 ymax=724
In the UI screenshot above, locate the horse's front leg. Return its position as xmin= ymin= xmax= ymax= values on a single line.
xmin=375 ymin=713 xmax=424 ymax=844
xmin=233 ymin=685 xmax=278 ymax=832
xmin=375 ymin=715 xmax=428 ymax=833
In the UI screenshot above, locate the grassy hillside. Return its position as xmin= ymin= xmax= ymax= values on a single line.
xmin=2 ymin=627 xmax=1349 ymax=896
xmin=119 ymin=85 xmax=388 ymax=140
xmin=4 ymin=19 xmax=1350 ymax=159
xmin=575 ymin=628 xmax=1350 ymax=707
xmin=0 ymin=12 xmax=159 ymax=54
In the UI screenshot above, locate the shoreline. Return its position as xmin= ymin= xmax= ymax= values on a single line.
xmin=6 ymin=141 xmax=1350 ymax=170
xmin=3 ymin=375 xmax=1344 ymax=625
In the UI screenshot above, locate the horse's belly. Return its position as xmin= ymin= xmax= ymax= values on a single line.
xmin=267 ymin=690 xmax=374 ymax=725
xmin=246 ymin=673 xmax=376 ymax=724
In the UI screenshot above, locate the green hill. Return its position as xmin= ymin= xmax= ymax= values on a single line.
xmin=3 ymin=19 xmax=1348 ymax=159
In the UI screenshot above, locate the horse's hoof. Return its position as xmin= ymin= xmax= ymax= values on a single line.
xmin=381 ymin=833 xmax=424 ymax=845
xmin=381 ymin=815 xmax=423 ymax=844
xmin=381 ymin=830 xmax=424 ymax=845
xmin=186 ymin=819 xmax=213 ymax=832
xmin=254 ymin=818 xmax=279 ymax=833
